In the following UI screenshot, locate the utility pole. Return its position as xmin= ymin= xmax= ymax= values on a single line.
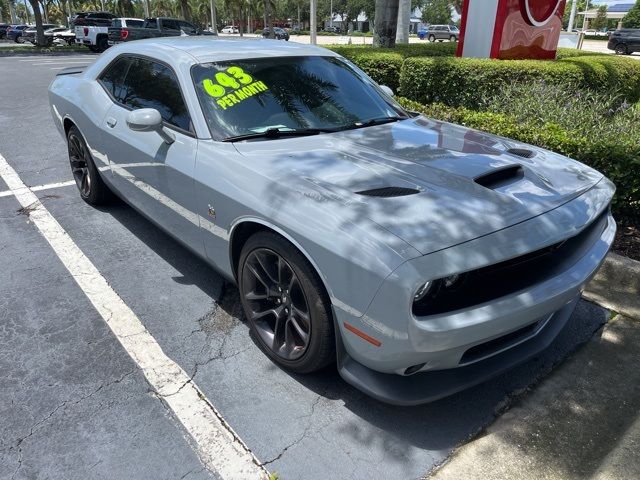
xmin=583 ymin=0 xmax=590 ymax=29
xmin=329 ymin=0 xmax=333 ymax=28
xmin=567 ymin=0 xmax=578 ymax=31
xmin=210 ymin=0 xmax=217 ymax=33
xmin=310 ymin=0 xmax=316 ymax=44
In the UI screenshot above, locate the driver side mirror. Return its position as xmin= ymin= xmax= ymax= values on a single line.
xmin=126 ymin=108 xmax=175 ymax=145
xmin=380 ymin=85 xmax=394 ymax=97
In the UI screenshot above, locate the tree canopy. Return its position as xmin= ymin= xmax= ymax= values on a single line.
xmin=622 ymin=0 xmax=640 ymax=28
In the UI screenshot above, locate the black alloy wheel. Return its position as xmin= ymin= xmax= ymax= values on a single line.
xmin=239 ymin=232 xmax=334 ymax=373
xmin=67 ymin=126 xmax=112 ymax=205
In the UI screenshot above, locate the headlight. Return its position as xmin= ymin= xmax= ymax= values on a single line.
xmin=413 ymin=281 xmax=434 ymax=302
xmin=412 ymin=273 xmax=468 ymax=314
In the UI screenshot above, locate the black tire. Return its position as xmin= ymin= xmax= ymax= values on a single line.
xmin=66 ymin=126 xmax=112 ymax=205
xmin=450 ymin=35 xmax=457 ymax=42
xmin=238 ymin=231 xmax=335 ymax=373
xmin=615 ymin=43 xmax=628 ymax=55
xmin=88 ymin=45 xmax=99 ymax=52
xmin=429 ymin=34 xmax=436 ymax=42
xmin=96 ymin=36 xmax=108 ymax=52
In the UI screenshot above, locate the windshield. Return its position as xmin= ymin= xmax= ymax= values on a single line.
xmin=191 ymin=56 xmax=407 ymax=141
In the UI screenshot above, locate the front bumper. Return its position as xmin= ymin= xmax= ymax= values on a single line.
xmin=333 ymin=178 xmax=615 ymax=405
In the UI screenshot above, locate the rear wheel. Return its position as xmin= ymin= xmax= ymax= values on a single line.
xmin=67 ymin=126 xmax=112 ymax=205
xmin=238 ymin=232 xmax=335 ymax=373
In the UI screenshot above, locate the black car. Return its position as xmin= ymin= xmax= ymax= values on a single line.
xmin=608 ymin=29 xmax=640 ymax=55
xmin=262 ymin=27 xmax=289 ymax=40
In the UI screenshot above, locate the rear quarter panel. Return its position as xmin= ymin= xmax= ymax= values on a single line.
xmin=48 ymin=74 xmax=114 ymax=171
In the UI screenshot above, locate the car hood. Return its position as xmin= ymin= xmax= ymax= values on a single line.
xmin=233 ymin=117 xmax=603 ymax=255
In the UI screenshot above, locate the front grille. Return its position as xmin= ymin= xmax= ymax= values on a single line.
xmin=413 ymin=209 xmax=609 ymax=317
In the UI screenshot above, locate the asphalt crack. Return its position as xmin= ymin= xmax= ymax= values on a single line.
xmin=260 ymin=392 xmax=324 ymax=467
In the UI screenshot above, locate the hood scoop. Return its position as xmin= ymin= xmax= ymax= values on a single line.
xmin=475 ymin=165 xmax=524 ymax=190
xmin=356 ymin=187 xmax=421 ymax=198
xmin=507 ymin=148 xmax=536 ymax=159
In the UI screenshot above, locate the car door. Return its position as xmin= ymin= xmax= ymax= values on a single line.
xmin=631 ymin=30 xmax=640 ymax=51
xmin=98 ymin=55 xmax=204 ymax=254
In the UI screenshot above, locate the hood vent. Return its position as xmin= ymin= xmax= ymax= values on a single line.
xmin=507 ymin=148 xmax=536 ymax=159
xmin=475 ymin=165 xmax=524 ymax=190
xmin=356 ymin=187 xmax=421 ymax=198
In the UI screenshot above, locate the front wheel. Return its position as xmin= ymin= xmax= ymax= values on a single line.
xmin=67 ymin=126 xmax=112 ymax=205
xmin=238 ymin=232 xmax=335 ymax=373
xmin=450 ymin=35 xmax=457 ymax=42
xmin=429 ymin=34 xmax=436 ymax=42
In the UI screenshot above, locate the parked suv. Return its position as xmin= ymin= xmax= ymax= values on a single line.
xmin=608 ymin=28 xmax=640 ymax=55
xmin=427 ymin=25 xmax=459 ymax=42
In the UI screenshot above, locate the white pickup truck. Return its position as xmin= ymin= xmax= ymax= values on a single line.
xmin=75 ymin=17 xmax=144 ymax=52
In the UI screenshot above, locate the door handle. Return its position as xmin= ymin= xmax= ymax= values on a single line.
xmin=106 ymin=117 xmax=117 ymax=128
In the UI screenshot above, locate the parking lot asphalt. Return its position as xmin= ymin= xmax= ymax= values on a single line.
xmin=0 ymin=53 xmax=611 ymax=480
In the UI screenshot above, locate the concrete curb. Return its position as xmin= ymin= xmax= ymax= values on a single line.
xmin=583 ymin=252 xmax=640 ymax=320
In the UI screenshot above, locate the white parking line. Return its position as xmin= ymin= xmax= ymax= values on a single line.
xmin=0 ymin=153 xmax=268 ymax=480
xmin=0 ymin=179 xmax=76 ymax=197
xmin=31 ymin=179 xmax=77 ymax=191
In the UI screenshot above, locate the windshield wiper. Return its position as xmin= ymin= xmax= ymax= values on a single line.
xmin=335 ymin=116 xmax=407 ymax=132
xmin=222 ymin=127 xmax=331 ymax=142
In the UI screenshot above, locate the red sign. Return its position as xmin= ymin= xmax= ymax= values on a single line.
xmin=457 ymin=0 xmax=567 ymax=60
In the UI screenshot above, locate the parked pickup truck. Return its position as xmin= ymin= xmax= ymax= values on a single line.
xmin=76 ymin=17 xmax=144 ymax=52
xmin=108 ymin=17 xmax=204 ymax=45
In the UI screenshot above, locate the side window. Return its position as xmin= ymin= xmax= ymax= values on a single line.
xmin=113 ymin=19 xmax=122 ymax=28
xmin=120 ymin=58 xmax=192 ymax=133
xmin=162 ymin=20 xmax=180 ymax=31
xmin=145 ymin=19 xmax=157 ymax=29
xmin=179 ymin=21 xmax=196 ymax=33
xmin=98 ymin=56 xmax=132 ymax=103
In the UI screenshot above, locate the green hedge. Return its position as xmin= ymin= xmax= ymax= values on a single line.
xmin=398 ymin=55 xmax=640 ymax=108
xmin=327 ymin=44 xmax=627 ymax=98
xmin=398 ymin=98 xmax=640 ymax=219
xmin=328 ymin=49 xmax=405 ymax=90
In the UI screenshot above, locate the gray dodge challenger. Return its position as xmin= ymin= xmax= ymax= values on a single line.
xmin=48 ymin=37 xmax=616 ymax=405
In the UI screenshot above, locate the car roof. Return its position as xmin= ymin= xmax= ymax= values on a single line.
xmin=109 ymin=36 xmax=339 ymax=63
